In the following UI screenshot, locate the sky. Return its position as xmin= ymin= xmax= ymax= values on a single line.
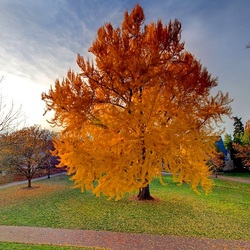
xmin=0 ymin=0 xmax=249 ymax=135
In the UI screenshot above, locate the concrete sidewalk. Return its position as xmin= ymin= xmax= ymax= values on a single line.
xmin=0 ymin=226 xmax=250 ymax=250
xmin=1 ymin=173 xmax=249 ymax=190
xmin=0 ymin=172 xmax=66 ymax=189
xmin=213 ymin=175 xmax=250 ymax=184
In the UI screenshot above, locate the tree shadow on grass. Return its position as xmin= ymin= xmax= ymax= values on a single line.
xmin=21 ymin=186 xmax=40 ymax=190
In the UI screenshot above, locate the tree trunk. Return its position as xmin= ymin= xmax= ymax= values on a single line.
xmin=48 ymin=167 xmax=51 ymax=178
xmin=137 ymin=184 xmax=154 ymax=200
xmin=27 ymin=178 xmax=32 ymax=188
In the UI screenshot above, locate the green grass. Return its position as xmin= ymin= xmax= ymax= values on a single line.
xmin=0 ymin=242 xmax=105 ymax=250
xmin=222 ymin=172 xmax=250 ymax=178
xmin=0 ymin=175 xmax=249 ymax=241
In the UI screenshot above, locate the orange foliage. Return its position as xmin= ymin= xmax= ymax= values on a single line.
xmin=233 ymin=124 xmax=250 ymax=168
xmin=234 ymin=143 xmax=250 ymax=168
xmin=1 ymin=126 xmax=53 ymax=187
xmin=245 ymin=120 xmax=250 ymax=131
xmin=42 ymin=4 xmax=232 ymax=200
xmin=209 ymin=151 xmax=225 ymax=171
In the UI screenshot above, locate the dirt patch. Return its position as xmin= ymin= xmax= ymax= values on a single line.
xmin=128 ymin=195 xmax=162 ymax=203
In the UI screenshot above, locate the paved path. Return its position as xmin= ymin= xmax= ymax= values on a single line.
xmin=1 ymin=173 xmax=249 ymax=189
xmin=0 ymin=225 xmax=250 ymax=250
xmin=213 ymin=175 xmax=250 ymax=184
xmin=0 ymin=172 xmax=66 ymax=189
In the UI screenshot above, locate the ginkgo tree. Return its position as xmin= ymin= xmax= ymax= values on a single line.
xmin=42 ymin=4 xmax=232 ymax=200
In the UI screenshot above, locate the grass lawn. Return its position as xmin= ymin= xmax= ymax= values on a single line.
xmin=0 ymin=175 xmax=249 ymax=241
xmin=0 ymin=242 xmax=105 ymax=250
xmin=222 ymin=172 xmax=250 ymax=178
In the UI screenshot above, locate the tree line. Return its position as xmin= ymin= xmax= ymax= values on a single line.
xmin=224 ymin=117 xmax=250 ymax=171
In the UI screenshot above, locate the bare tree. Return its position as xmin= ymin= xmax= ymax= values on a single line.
xmin=0 ymin=76 xmax=24 ymax=133
xmin=247 ymin=42 xmax=250 ymax=48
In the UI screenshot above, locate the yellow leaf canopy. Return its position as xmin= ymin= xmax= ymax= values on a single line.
xmin=42 ymin=4 xmax=231 ymax=200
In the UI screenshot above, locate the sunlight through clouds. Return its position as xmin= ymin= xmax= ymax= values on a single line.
xmin=0 ymin=73 xmax=48 ymax=127
xmin=0 ymin=0 xmax=249 ymax=133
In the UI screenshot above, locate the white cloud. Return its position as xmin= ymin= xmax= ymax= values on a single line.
xmin=0 ymin=0 xmax=250 ymax=134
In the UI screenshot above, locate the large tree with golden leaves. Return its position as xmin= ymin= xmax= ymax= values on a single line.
xmin=42 ymin=4 xmax=231 ymax=200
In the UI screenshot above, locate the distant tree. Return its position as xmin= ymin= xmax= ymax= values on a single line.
xmin=0 ymin=76 xmax=24 ymax=133
xmin=209 ymin=151 xmax=225 ymax=178
xmin=234 ymin=143 xmax=250 ymax=170
xmin=42 ymin=4 xmax=232 ymax=200
xmin=43 ymin=140 xmax=60 ymax=178
xmin=224 ymin=133 xmax=233 ymax=151
xmin=209 ymin=137 xmax=226 ymax=177
xmin=231 ymin=116 xmax=245 ymax=170
xmin=245 ymin=119 xmax=250 ymax=131
xmin=233 ymin=116 xmax=244 ymax=143
xmin=233 ymin=120 xmax=250 ymax=170
xmin=242 ymin=126 xmax=250 ymax=145
xmin=246 ymin=42 xmax=250 ymax=48
xmin=1 ymin=125 xmax=53 ymax=188
xmin=224 ymin=133 xmax=233 ymax=163
xmin=0 ymin=77 xmax=24 ymax=175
